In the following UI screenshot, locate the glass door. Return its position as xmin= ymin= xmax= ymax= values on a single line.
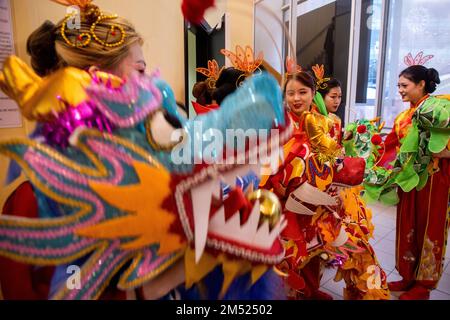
xmin=346 ymin=0 xmax=386 ymax=125
xmin=295 ymin=0 xmax=352 ymax=124
xmin=184 ymin=17 xmax=226 ymax=118
xmin=255 ymin=0 xmax=353 ymax=124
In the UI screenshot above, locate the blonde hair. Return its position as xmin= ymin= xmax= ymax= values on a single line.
xmin=27 ymin=4 xmax=142 ymax=75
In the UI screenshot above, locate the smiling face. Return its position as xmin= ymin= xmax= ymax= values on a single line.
xmin=324 ymin=86 xmax=342 ymax=113
xmin=285 ymin=79 xmax=314 ymax=116
xmin=398 ymin=75 xmax=426 ymax=105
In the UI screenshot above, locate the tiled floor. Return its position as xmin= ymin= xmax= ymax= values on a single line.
xmin=319 ymin=202 xmax=450 ymax=300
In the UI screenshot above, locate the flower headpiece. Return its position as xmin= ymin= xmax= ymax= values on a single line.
xmin=404 ymin=51 xmax=434 ymax=67
xmin=221 ymin=45 xmax=264 ymax=86
xmin=285 ymin=57 xmax=303 ymax=76
xmin=312 ymin=64 xmax=331 ymax=90
xmin=196 ymin=59 xmax=224 ymax=90
xmin=283 ymin=57 xmax=303 ymax=90
xmin=52 ymin=0 xmax=126 ymax=48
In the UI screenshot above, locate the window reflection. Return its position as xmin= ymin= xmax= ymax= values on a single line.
xmin=381 ymin=0 xmax=450 ymax=128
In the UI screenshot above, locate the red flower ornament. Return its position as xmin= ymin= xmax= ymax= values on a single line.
xmin=357 ymin=125 xmax=367 ymax=134
xmin=371 ymin=134 xmax=382 ymax=146
xmin=181 ymin=0 xmax=215 ymax=25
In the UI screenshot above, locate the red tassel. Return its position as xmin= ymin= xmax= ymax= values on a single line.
xmin=181 ymin=0 xmax=215 ymax=25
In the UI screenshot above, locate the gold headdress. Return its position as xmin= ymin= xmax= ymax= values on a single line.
xmin=195 ymin=59 xmax=224 ymax=90
xmin=52 ymin=0 xmax=126 ymax=48
xmin=312 ymin=64 xmax=331 ymax=90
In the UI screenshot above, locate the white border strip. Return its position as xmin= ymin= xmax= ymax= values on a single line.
xmin=297 ymin=0 xmax=336 ymax=16
xmin=345 ymin=0 xmax=361 ymax=124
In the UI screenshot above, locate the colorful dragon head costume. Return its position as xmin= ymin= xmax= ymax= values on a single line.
xmin=0 ymin=56 xmax=292 ymax=299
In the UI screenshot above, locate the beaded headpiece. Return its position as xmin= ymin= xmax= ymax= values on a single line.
xmin=196 ymin=59 xmax=224 ymax=90
xmin=312 ymin=64 xmax=331 ymax=90
xmin=221 ymin=45 xmax=264 ymax=86
xmin=52 ymin=0 xmax=126 ymax=48
xmin=404 ymin=51 xmax=434 ymax=67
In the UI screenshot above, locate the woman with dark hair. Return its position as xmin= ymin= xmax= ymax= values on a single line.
xmin=284 ymin=73 xmax=316 ymax=115
xmin=265 ymin=71 xmax=341 ymax=300
xmin=317 ymin=78 xmax=342 ymax=113
xmin=317 ymin=78 xmax=343 ymax=143
xmin=284 ymin=72 xmax=341 ymax=159
xmin=190 ymin=64 xmax=245 ymax=116
xmin=382 ymin=65 xmax=450 ymax=300
xmin=265 ymin=65 xmax=390 ymax=300
xmin=191 ymin=60 xmax=223 ymax=115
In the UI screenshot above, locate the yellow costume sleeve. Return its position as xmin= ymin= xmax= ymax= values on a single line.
xmin=329 ymin=113 xmax=342 ymax=131
xmin=0 ymin=55 xmax=122 ymax=121
xmin=0 ymin=56 xmax=92 ymax=120
xmin=304 ymin=112 xmax=342 ymax=163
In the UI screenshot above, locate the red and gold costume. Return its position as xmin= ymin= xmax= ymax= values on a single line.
xmin=264 ymin=110 xmax=340 ymax=299
xmin=316 ymin=109 xmax=390 ymax=300
xmin=264 ymin=99 xmax=389 ymax=299
xmin=308 ymin=64 xmax=390 ymax=299
xmin=264 ymin=108 xmax=385 ymax=299
xmin=310 ymin=104 xmax=342 ymax=144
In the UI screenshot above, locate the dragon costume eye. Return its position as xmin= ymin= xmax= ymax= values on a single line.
xmin=145 ymin=110 xmax=186 ymax=151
